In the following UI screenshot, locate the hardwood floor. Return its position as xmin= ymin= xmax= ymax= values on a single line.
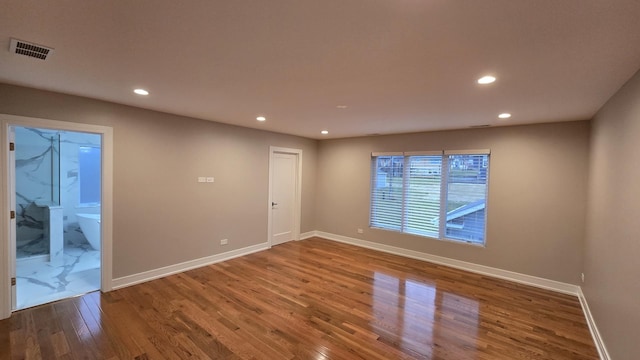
xmin=1 ymin=237 xmax=598 ymax=359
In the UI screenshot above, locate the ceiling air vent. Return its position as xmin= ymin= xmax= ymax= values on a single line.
xmin=9 ymin=38 xmax=54 ymax=60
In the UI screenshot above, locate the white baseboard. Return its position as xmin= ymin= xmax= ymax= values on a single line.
xmin=112 ymin=242 xmax=270 ymax=290
xmin=309 ymin=231 xmax=580 ymax=296
xmin=578 ymin=288 xmax=610 ymax=360
xmin=299 ymin=231 xmax=316 ymax=240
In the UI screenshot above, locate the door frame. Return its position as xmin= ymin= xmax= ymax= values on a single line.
xmin=267 ymin=146 xmax=302 ymax=247
xmin=0 ymin=114 xmax=114 ymax=319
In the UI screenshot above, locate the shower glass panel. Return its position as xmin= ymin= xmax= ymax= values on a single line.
xmin=14 ymin=127 xmax=61 ymax=259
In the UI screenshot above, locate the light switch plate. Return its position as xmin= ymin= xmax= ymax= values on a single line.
xmin=206 ymin=177 xmax=214 ymax=183
xmin=197 ymin=177 xmax=206 ymax=183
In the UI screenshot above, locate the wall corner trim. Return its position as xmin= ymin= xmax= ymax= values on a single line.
xmin=299 ymin=231 xmax=316 ymax=240
xmin=578 ymin=288 xmax=611 ymax=360
xmin=310 ymin=230 xmax=580 ymax=295
xmin=111 ymin=242 xmax=270 ymax=290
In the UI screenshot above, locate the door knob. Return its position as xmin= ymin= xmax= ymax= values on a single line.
xmin=272 ymin=202 xmax=278 ymax=206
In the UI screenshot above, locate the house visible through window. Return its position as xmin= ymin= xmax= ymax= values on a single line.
xmin=79 ymin=146 xmax=101 ymax=205
xmin=370 ymin=150 xmax=490 ymax=245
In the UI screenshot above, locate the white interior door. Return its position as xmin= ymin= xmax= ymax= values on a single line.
xmin=270 ymin=151 xmax=299 ymax=246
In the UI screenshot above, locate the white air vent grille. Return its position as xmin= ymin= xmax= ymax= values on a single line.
xmin=9 ymin=38 xmax=54 ymax=60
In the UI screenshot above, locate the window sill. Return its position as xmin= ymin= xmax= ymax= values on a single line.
xmin=369 ymin=226 xmax=486 ymax=248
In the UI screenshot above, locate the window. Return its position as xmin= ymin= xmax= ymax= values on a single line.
xmin=79 ymin=146 xmax=101 ymax=205
xmin=370 ymin=150 xmax=490 ymax=245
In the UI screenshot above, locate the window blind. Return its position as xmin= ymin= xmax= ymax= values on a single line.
xmin=370 ymin=151 xmax=490 ymax=245
xmin=404 ymin=155 xmax=442 ymax=238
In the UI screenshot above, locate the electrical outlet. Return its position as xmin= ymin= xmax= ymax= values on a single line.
xmin=220 ymin=239 xmax=228 ymax=245
xmin=581 ymin=273 xmax=585 ymax=283
xmin=197 ymin=177 xmax=206 ymax=183
xmin=206 ymin=177 xmax=214 ymax=183
xmin=357 ymin=228 xmax=364 ymax=234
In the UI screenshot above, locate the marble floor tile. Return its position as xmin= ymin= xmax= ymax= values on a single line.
xmin=16 ymin=244 xmax=100 ymax=310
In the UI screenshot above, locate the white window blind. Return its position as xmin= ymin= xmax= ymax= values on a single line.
xmin=370 ymin=155 xmax=404 ymax=231
xmin=404 ymin=155 xmax=442 ymax=238
xmin=370 ymin=150 xmax=490 ymax=245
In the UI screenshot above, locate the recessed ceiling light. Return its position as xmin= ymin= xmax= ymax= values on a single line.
xmin=498 ymin=113 xmax=512 ymax=119
xmin=133 ymin=88 xmax=149 ymax=96
xmin=321 ymin=130 xmax=329 ymax=135
xmin=477 ymin=76 xmax=496 ymax=85
xmin=256 ymin=116 xmax=266 ymax=122
xmin=336 ymin=105 xmax=348 ymax=109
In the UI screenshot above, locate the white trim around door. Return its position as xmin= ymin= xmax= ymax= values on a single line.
xmin=0 ymin=114 xmax=114 ymax=319
xmin=267 ymin=146 xmax=302 ymax=247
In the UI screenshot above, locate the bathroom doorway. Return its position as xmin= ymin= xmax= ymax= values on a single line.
xmin=10 ymin=125 xmax=102 ymax=310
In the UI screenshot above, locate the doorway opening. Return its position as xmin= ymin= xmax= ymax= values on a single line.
xmin=12 ymin=126 xmax=102 ymax=310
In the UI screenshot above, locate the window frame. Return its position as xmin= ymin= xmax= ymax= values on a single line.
xmin=369 ymin=149 xmax=490 ymax=246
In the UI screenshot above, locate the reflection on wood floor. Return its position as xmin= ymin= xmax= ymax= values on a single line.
xmin=0 ymin=237 xmax=598 ymax=359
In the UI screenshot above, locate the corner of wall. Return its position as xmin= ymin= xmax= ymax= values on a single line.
xmin=577 ymin=288 xmax=611 ymax=360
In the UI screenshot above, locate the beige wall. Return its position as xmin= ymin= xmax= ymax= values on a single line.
xmin=316 ymin=121 xmax=590 ymax=283
xmin=0 ymin=84 xmax=592 ymax=284
xmin=0 ymin=84 xmax=317 ymax=278
xmin=584 ymin=69 xmax=640 ymax=359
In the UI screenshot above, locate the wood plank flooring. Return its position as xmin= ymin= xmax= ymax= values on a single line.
xmin=0 ymin=237 xmax=599 ymax=359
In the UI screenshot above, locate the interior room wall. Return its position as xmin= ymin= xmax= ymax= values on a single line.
xmin=315 ymin=121 xmax=590 ymax=284
xmin=584 ymin=69 xmax=640 ymax=359
xmin=0 ymin=83 xmax=318 ymax=278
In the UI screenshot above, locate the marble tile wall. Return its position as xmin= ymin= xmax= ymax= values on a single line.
xmin=15 ymin=127 xmax=58 ymax=257
xmin=15 ymin=126 xmax=101 ymax=258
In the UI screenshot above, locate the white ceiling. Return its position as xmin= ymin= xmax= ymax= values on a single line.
xmin=1 ymin=1 xmax=640 ymax=139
